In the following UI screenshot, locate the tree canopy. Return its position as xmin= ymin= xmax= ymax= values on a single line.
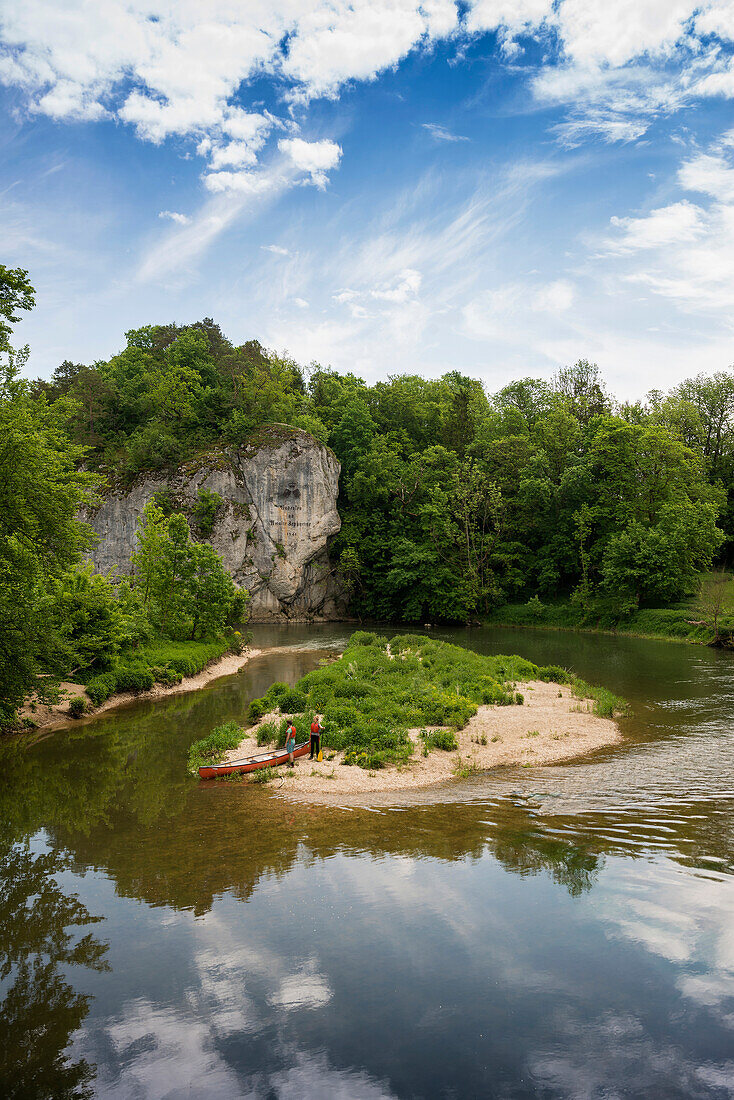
xmin=23 ymin=313 xmax=733 ymax=626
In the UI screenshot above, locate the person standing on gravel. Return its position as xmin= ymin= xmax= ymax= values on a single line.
xmin=286 ymin=720 xmax=297 ymax=767
xmin=310 ymin=715 xmax=324 ymax=759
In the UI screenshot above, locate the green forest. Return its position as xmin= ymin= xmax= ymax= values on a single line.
xmin=3 ymin=263 xmax=734 ymax=728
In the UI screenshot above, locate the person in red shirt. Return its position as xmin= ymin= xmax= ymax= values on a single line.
xmin=309 ymin=715 xmax=323 ymax=759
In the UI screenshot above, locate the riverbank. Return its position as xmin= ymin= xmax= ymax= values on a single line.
xmin=222 ymin=678 xmax=621 ymax=802
xmin=19 ymin=646 xmax=271 ymax=733
xmin=484 ymin=592 xmax=734 ymax=646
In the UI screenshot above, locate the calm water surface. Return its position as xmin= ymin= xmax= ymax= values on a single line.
xmin=1 ymin=625 xmax=733 ymax=1098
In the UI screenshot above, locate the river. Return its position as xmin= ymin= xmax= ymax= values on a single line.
xmin=1 ymin=625 xmax=733 ymax=1098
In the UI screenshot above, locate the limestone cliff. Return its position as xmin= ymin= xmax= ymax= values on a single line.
xmin=86 ymin=425 xmax=345 ymax=621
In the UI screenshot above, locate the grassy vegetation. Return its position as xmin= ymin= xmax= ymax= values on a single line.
xmin=238 ymin=631 xmax=625 ymax=772
xmin=187 ymin=719 xmax=245 ymax=774
xmin=137 ymin=636 xmax=234 ymax=677
xmin=485 ymin=573 xmax=734 ymax=645
xmin=83 ymin=635 xmax=235 ymax=707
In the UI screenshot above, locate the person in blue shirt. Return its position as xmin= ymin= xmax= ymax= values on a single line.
xmin=285 ymin=720 xmax=297 ymax=767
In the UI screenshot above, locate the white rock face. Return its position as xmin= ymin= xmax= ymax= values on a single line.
xmin=85 ymin=426 xmax=344 ymax=621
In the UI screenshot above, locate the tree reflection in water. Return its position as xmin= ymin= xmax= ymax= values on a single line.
xmin=0 ymin=839 xmax=109 ymax=1100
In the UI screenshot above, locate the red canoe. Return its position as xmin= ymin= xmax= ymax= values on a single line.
xmin=199 ymin=741 xmax=310 ymax=779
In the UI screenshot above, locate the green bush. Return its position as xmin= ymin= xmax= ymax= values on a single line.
xmin=526 ymin=595 xmax=545 ymax=620
xmin=115 ymin=665 xmax=155 ymax=693
xmin=68 ymin=695 xmax=87 ymax=719
xmin=536 ymin=665 xmax=571 ymax=684
xmin=421 ymin=728 xmax=458 ymax=752
xmin=250 ymin=765 xmax=275 ymax=783
xmin=166 ymin=656 xmax=198 ymax=678
xmin=187 ymin=720 xmax=244 ymax=775
xmin=350 ymin=631 xmax=382 ymax=647
xmin=247 ymin=697 xmax=267 ymax=723
xmin=86 ymin=672 xmax=117 ymax=706
xmin=192 ymin=487 xmax=223 ymax=537
xmin=278 ymin=688 xmax=307 ymax=712
xmin=151 ymin=665 xmax=184 ymax=686
xmin=569 ymin=676 xmax=627 ymax=719
xmin=257 ymin=720 xmax=279 ymax=746
xmin=264 ymin=681 xmax=290 ymax=705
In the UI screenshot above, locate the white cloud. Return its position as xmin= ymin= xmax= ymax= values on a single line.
xmin=158 ymin=210 xmax=190 ymax=225
xmin=278 ymin=137 xmax=343 ymax=188
xmin=370 ymin=267 xmax=422 ymax=303
xmin=2 ymin=0 xmax=733 ymax=181
xmin=678 ymin=152 xmax=734 ymax=202
xmin=421 ymin=122 xmax=469 ymax=142
xmin=534 ymin=279 xmax=575 ymax=312
xmin=555 ymin=0 xmax=696 ymax=68
xmin=462 ymin=277 xmax=575 ymax=343
xmin=554 ymin=112 xmax=650 ymax=147
xmin=293 ymin=297 xmax=309 ymax=308
xmin=694 ymin=0 xmax=734 ymax=41
xmin=466 ymin=0 xmax=554 ymax=38
xmin=281 ymin=0 xmax=458 ymax=100
xmin=604 ymin=201 xmax=707 ymax=253
xmin=595 ymin=132 xmax=734 ymax=317
xmin=262 ymin=244 xmax=292 ymax=256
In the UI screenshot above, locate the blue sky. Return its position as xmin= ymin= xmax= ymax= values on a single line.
xmin=2 ymin=1 xmax=734 ymax=397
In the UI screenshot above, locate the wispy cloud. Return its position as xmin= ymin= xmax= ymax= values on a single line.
xmin=158 ymin=210 xmax=190 ymax=225
xmin=421 ymin=122 xmax=469 ymax=143
xmin=139 ymin=163 xmax=295 ymax=283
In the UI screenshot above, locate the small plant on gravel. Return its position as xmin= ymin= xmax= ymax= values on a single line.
xmin=68 ymin=695 xmax=87 ymax=719
xmin=250 ymin=766 xmax=275 ymax=783
xmin=421 ymin=728 xmax=458 ymax=752
xmin=453 ymin=756 xmax=482 ymax=778
xmin=525 ymin=730 xmax=540 ymax=738
xmin=257 ymin=720 xmax=279 ymax=746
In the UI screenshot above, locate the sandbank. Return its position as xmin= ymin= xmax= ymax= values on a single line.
xmin=222 ymin=678 xmax=622 ymax=803
xmin=19 ymin=647 xmax=270 ymax=733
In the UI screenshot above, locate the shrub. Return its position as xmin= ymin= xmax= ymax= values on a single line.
xmin=151 ymin=665 xmax=184 ymax=686
xmin=166 ymin=656 xmax=198 ymax=678
xmin=278 ymin=688 xmax=306 ymax=712
xmin=526 ymin=595 xmax=545 ymax=620
xmin=421 ymin=728 xmax=458 ymax=752
xmin=247 ymin=697 xmax=267 ymax=723
xmin=115 ymin=665 xmax=155 ymax=693
xmin=536 ymin=665 xmax=571 ymax=684
xmin=187 ymin=720 xmax=244 ymax=775
xmin=68 ymin=695 xmax=87 ymax=719
xmin=569 ymin=676 xmax=627 ymax=719
xmin=192 ymin=487 xmax=222 ymax=537
xmin=257 ymin=720 xmax=279 ymax=746
xmin=86 ymin=672 xmax=117 ymax=706
xmin=250 ymin=766 xmax=275 ymax=783
xmin=350 ymin=631 xmax=381 ymax=646
xmin=264 ymin=681 xmax=290 ymax=705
